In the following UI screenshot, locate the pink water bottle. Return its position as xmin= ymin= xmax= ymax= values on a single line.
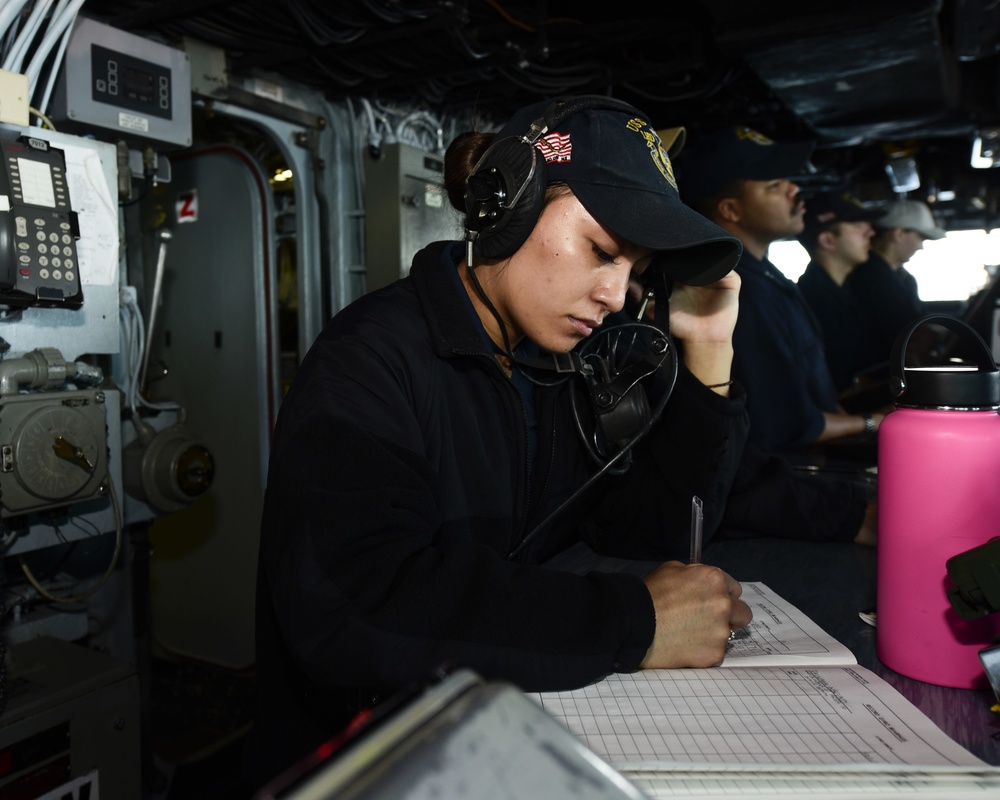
xmin=878 ymin=314 xmax=1000 ymax=689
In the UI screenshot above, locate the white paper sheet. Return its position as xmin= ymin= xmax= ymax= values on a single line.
xmin=721 ymin=582 xmax=857 ymax=667
xmin=625 ymin=763 xmax=1000 ymax=798
xmin=533 ymin=666 xmax=984 ymax=768
xmin=527 ymin=583 xmax=999 ymax=796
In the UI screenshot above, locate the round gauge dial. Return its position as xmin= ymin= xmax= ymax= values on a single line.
xmin=12 ymin=405 xmax=100 ymax=500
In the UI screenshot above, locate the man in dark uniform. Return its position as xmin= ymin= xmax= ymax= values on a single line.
xmin=796 ymin=192 xmax=885 ymax=393
xmin=676 ymin=127 xmax=886 ymax=455
xmin=671 ymin=126 xmax=877 ymax=557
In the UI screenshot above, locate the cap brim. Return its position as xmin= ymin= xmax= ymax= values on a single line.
xmin=874 ymin=215 xmax=947 ymax=239
xmin=572 ymin=181 xmax=742 ymax=286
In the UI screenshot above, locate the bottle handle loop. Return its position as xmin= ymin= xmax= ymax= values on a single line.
xmin=889 ymin=314 xmax=996 ymax=398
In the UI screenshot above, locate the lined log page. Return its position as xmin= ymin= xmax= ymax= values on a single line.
xmin=533 ymin=666 xmax=981 ymax=767
xmin=529 ymin=583 xmax=1000 ymax=797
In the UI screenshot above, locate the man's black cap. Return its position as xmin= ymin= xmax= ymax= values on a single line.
xmin=799 ymin=191 xmax=886 ymax=244
xmin=675 ymin=125 xmax=815 ymax=206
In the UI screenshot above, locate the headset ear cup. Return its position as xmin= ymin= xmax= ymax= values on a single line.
xmin=464 ymin=95 xmax=647 ymax=261
xmin=596 ymin=383 xmax=651 ymax=448
xmin=477 ymin=175 xmax=544 ymax=259
xmin=465 ymin=136 xmax=546 ymax=260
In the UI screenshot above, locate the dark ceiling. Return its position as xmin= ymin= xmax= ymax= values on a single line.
xmin=83 ymin=0 xmax=1000 ymax=229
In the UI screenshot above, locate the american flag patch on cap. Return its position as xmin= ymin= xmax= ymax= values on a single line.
xmin=535 ymin=132 xmax=572 ymax=163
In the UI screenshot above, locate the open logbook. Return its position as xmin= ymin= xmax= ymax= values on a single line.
xmin=529 ymin=583 xmax=1000 ymax=798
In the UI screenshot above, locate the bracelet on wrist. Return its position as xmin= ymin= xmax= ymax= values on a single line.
xmin=863 ymin=414 xmax=876 ymax=434
xmin=706 ymin=380 xmax=733 ymax=389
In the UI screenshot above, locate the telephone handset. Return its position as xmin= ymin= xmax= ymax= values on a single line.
xmin=0 ymin=136 xmax=83 ymax=308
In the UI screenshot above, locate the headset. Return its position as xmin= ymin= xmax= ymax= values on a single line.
xmin=459 ymin=96 xmax=682 ymax=556
xmin=462 ymin=94 xmax=674 ymax=446
xmin=509 ymin=310 xmax=679 ymax=559
xmin=572 ymin=317 xmax=677 ymax=465
xmin=463 ymin=95 xmax=646 ymax=260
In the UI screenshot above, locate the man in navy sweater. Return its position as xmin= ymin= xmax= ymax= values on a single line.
xmin=677 ymin=127 xmax=885 ymax=454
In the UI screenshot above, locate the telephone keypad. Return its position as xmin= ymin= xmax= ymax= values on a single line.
xmin=0 ymin=138 xmax=82 ymax=307
xmin=11 ymin=211 xmax=81 ymax=293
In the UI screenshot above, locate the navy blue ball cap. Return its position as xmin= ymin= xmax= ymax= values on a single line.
xmin=803 ymin=191 xmax=886 ymax=226
xmin=799 ymin=191 xmax=885 ymax=244
xmin=676 ymin=125 xmax=816 ymax=206
xmin=492 ymin=97 xmax=742 ymax=285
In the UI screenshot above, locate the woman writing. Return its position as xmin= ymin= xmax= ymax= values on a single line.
xmin=248 ymin=96 xmax=753 ymax=788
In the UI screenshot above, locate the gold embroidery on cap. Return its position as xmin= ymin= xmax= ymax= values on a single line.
xmin=630 ymin=117 xmax=678 ymax=190
xmin=736 ymin=126 xmax=774 ymax=146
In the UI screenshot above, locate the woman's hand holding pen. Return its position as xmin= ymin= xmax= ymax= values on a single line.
xmin=639 ymin=560 xmax=753 ymax=669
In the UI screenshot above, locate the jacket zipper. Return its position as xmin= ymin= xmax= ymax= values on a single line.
xmin=452 ymin=347 xmax=534 ymax=554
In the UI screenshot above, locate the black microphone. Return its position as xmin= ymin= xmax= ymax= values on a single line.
xmin=509 ymin=320 xmax=679 ymax=559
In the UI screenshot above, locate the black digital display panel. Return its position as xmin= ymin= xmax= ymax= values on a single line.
xmin=91 ymin=44 xmax=172 ymax=120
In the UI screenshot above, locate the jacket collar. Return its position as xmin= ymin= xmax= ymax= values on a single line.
xmin=410 ymin=241 xmax=495 ymax=360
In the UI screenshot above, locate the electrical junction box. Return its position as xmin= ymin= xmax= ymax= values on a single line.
xmin=364 ymin=142 xmax=462 ymax=292
xmin=0 ymin=389 xmax=109 ymax=517
xmin=0 ymin=68 xmax=29 ymax=127
xmin=50 ymin=16 xmax=192 ymax=148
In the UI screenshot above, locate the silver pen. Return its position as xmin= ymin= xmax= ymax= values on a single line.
xmin=689 ymin=495 xmax=750 ymax=641
xmin=689 ymin=495 xmax=703 ymax=564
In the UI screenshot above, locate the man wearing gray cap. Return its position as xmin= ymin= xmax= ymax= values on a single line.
xmin=846 ymin=199 xmax=946 ymax=366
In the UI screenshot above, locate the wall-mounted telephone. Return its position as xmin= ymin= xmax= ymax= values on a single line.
xmin=0 ymin=136 xmax=83 ymax=309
